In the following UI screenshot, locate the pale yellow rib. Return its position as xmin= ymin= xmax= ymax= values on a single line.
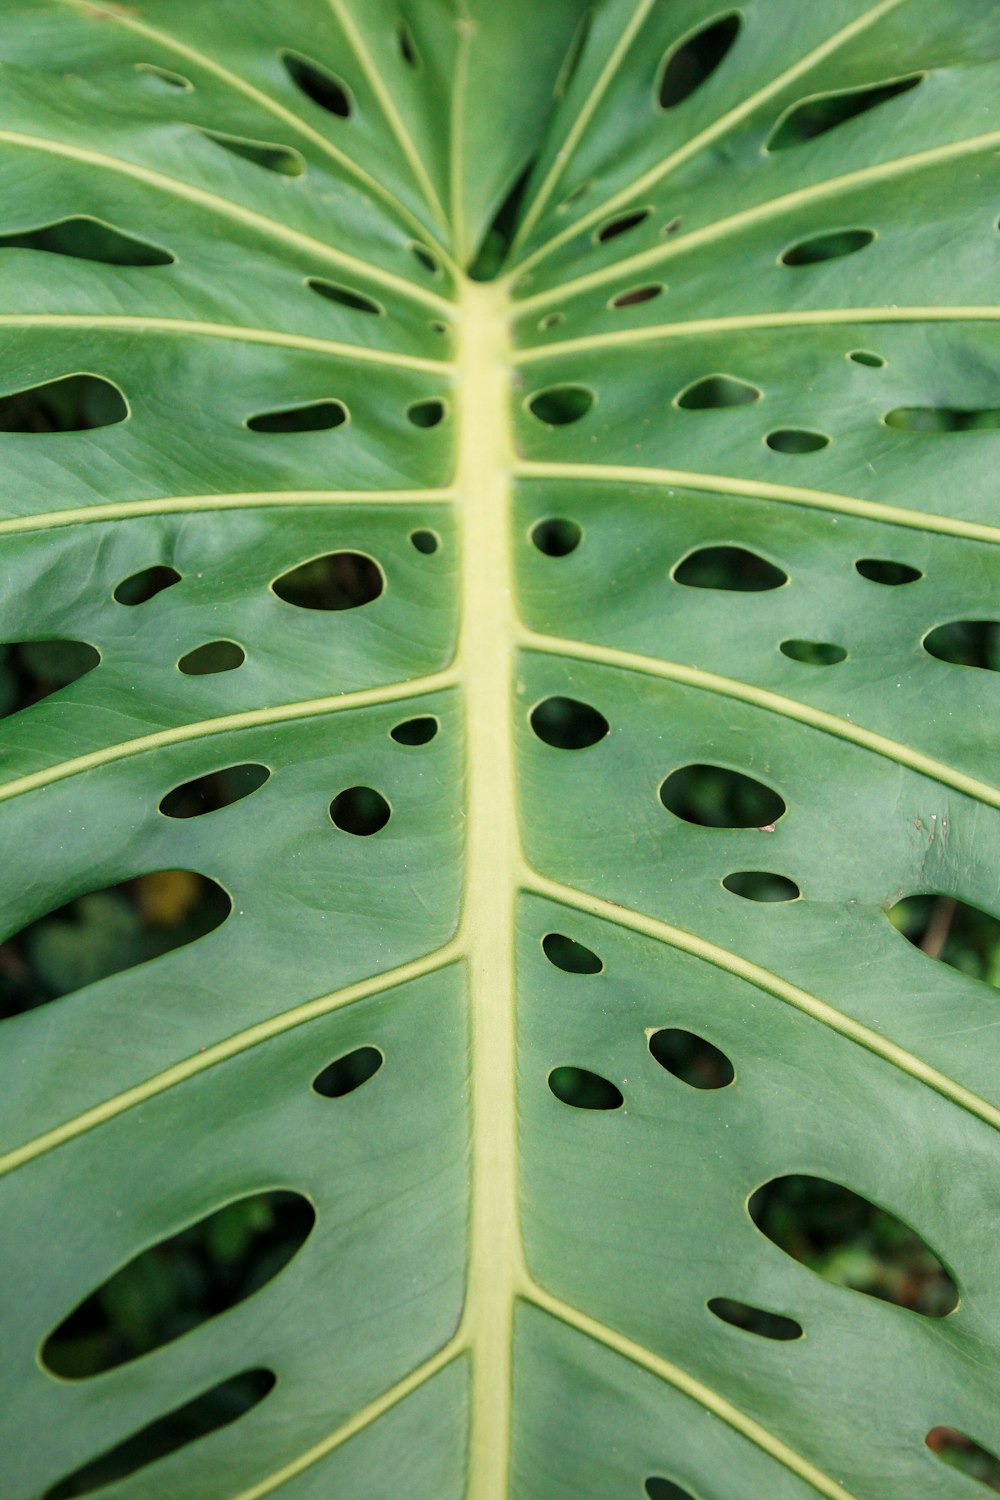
xmin=0 ymin=313 xmax=451 ymax=372
xmin=515 ymin=129 xmax=1000 ymax=314
xmin=515 ymin=459 xmax=1000 ymax=545
xmin=527 ymin=1284 xmax=861 ymax=1500
xmin=0 ymin=130 xmax=452 ymax=314
xmin=0 ymin=488 xmax=455 ymax=536
xmin=511 ymin=0 xmax=659 ymax=252
xmin=521 ymin=627 xmax=1000 ymax=811
xmin=515 ymin=306 xmax=1000 ymax=361
xmin=55 ymin=0 xmax=453 ymax=264
xmin=0 ymin=943 xmax=462 ymax=1178
xmin=0 ymin=667 xmax=458 ymax=805
xmin=324 ymin=0 xmax=453 ymax=243
xmin=513 ymin=0 xmax=909 ymax=275
xmin=230 ymin=1337 xmax=467 ymax=1500
xmin=524 ymin=871 xmax=1000 ymax=1135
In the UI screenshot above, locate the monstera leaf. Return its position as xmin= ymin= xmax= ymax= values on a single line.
xmin=2 ymin=0 xmax=1000 ymax=1495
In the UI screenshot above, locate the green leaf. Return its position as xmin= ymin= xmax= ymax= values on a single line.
xmin=1 ymin=2 xmax=1000 ymax=1498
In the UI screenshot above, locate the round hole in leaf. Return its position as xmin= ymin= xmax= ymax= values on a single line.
xmin=595 ymin=207 xmax=651 ymax=243
xmin=313 ymin=1045 xmax=383 ymax=1097
xmin=409 ymin=529 xmax=440 ymax=555
xmin=610 ymin=283 xmax=664 ymax=309
xmin=748 ymin=1174 xmax=958 ymax=1317
xmin=855 ymin=557 xmax=922 ymax=585
xmin=160 ymin=763 xmax=270 ymax=819
xmin=780 ymin=639 xmax=847 ymax=666
xmin=390 ymin=715 xmax=438 ymax=746
xmin=178 ymin=640 xmax=245 ymax=675
xmin=676 ymin=373 xmax=760 ymax=409
xmin=113 ymin=565 xmax=180 ymax=605
xmin=707 ymin=1297 xmax=802 ymax=1341
xmin=531 ymin=517 xmax=582 ymax=556
xmin=780 ymin=228 xmax=875 ymax=266
xmin=530 ymin=696 xmax=609 ymax=749
xmin=649 ymin=1028 xmax=734 ymax=1089
xmin=526 ymin=384 xmax=594 ymax=425
xmin=673 ymin=545 xmax=786 ymax=592
xmin=660 ymin=763 xmax=786 ymax=828
xmin=272 ymin=551 xmax=384 ymax=610
xmin=330 ymin=785 xmax=391 ymax=836
xmin=723 ymin=870 xmax=800 ymax=902
xmin=542 ymin=932 xmax=603 ymax=974
xmin=548 ymin=1066 xmax=623 ymax=1110
xmin=848 ymin=348 xmax=886 ymax=368
xmin=766 ymin=428 xmax=830 ymax=453
xmin=407 ymin=398 xmax=446 ymax=428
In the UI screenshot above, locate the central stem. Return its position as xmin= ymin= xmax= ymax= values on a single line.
xmin=456 ymin=275 xmax=523 ymax=1498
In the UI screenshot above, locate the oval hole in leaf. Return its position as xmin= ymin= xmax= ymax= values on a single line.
xmin=199 ymin=127 xmax=304 ymax=176
xmin=926 ymin=1427 xmax=1000 ymax=1491
xmin=409 ymin=241 xmax=441 ymax=275
xmin=280 ymin=50 xmax=352 ymax=117
xmin=330 ymin=785 xmax=391 ymax=836
xmin=707 ymin=1297 xmax=802 ymax=1341
xmin=306 ymin=277 xmax=383 ymax=315
xmin=855 ymin=557 xmax=921 ymax=585
xmin=889 ymin=892 xmax=1000 ymax=986
xmin=113 ymin=564 xmax=180 ymax=605
xmin=159 ymin=763 xmax=270 ymax=820
xmin=0 ymin=871 xmax=230 ymax=1020
xmin=780 ymin=639 xmax=847 ymax=666
xmin=767 ymin=73 xmax=924 ymax=151
xmin=530 ymin=696 xmax=609 ymax=749
xmin=410 ymin=528 xmax=439 ymax=553
xmin=596 ymin=208 xmax=651 ymax=244
xmin=135 ymin=61 xmax=193 ymax=90
xmin=390 ymin=715 xmax=438 ymax=746
xmin=178 ymin=640 xmax=245 ymax=675
xmin=548 ymin=1066 xmax=623 ymax=1110
xmin=542 ymin=932 xmax=603 ymax=974
xmin=527 ymin=384 xmax=594 ymax=425
xmin=673 ymin=545 xmax=786 ymax=592
xmin=646 ymin=1481 xmax=696 ymax=1500
xmin=610 ymin=283 xmax=664 ymax=308
xmin=397 ymin=18 xmax=420 ymax=68
xmin=43 ymin=1190 xmax=313 ymax=1376
xmin=676 ymin=374 xmax=760 ymax=409
xmin=531 ymin=517 xmax=582 ymax=556
xmin=247 ymin=399 xmax=347 ymax=433
xmin=538 ymin=312 xmax=565 ymax=331
xmin=0 ymin=216 xmax=174 ymax=266
xmin=657 ymin=11 xmax=741 ymax=109
xmin=407 ymin=398 xmax=446 ymax=428
xmin=44 ymin=1369 xmax=275 ymax=1499
xmin=748 ymin=1174 xmax=958 ymax=1317
xmin=0 ymin=373 xmax=127 ymax=433
xmin=885 ymin=406 xmax=1000 ymax=432
xmin=649 ymin=1028 xmax=734 ymax=1089
xmin=923 ymin=620 xmax=1000 ymax=671
xmin=0 ymin=640 xmax=100 ymax=719
xmin=781 ymin=228 xmax=874 ymax=266
xmin=272 ymin=551 xmax=383 ymax=609
xmin=313 ymin=1045 xmax=383 ymax=1098
xmin=723 ymin=870 xmax=800 ymax=902
xmin=660 ymin=764 xmax=786 ymax=828
xmin=849 ymin=349 xmax=886 ymax=368
xmin=767 ymin=428 xmax=830 ymax=453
